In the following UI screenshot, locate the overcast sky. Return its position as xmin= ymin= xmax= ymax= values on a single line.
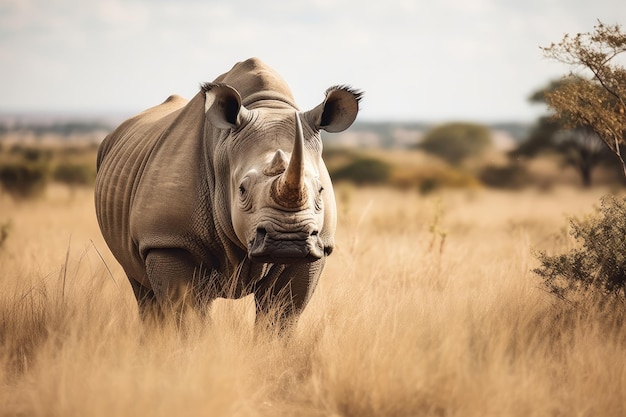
xmin=1 ymin=0 xmax=625 ymax=122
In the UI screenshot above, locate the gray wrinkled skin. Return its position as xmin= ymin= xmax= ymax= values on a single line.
xmin=95 ymin=58 xmax=361 ymax=322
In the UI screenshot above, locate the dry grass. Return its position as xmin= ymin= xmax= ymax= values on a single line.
xmin=1 ymin=182 xmax=625 ymax=416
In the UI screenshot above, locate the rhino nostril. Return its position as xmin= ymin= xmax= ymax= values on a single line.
xmin=251 ymin=227 xmax=268 ymax=253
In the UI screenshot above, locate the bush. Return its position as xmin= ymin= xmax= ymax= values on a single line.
xmin=0 ymin=161 xmax=50 ymax=199
xmin=534 ymin=195 xmax=626 ymax=301
xmin=479 ymin=163 xmax=531 ymax=189
xmin=330 ymin=157 xmax=392 ymax=185
xmin=9 ymin=145 xmax=52 ymax=163
xmin=53 ymin=163 xmax=96 ymax=187
xmin=390 ymin=166 xmax=480 ymax=194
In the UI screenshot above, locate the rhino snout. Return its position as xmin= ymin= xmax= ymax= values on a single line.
xmin=248 ymin=223 xmax=324 ymax=264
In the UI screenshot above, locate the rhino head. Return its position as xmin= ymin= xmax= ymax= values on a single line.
xmin=205 ymin=84 xmax=361 ymax=264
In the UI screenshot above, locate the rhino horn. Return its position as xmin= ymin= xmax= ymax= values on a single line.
xmin=264 ymin=149 xmax=288 ymax=176
xmin=272 ymin=113 xmax=307 ymax=208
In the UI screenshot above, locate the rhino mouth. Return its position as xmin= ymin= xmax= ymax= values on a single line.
xmin=248 ymin=225 xmax=324 ymax=264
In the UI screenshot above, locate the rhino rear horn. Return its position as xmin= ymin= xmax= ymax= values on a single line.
xmin=304 ymin=85 xmax=363 ymax=133
xmin=203 ymin=83 xmax=250 ymax=129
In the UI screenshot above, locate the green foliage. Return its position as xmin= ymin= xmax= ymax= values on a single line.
xmin=0 ymin=161 xmax=50 ymax=199
xmin=52 ymin=163 xmax=96 ymax=187
xmin=534 ymin=195 xmax=626 ymax=301
xmin=419 ymin=122 xmax=492 ymax=165
xmin=330 ymin=157 xmax=391 ymax=185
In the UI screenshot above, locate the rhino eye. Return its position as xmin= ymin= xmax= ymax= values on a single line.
xmin=237 ymin=177 xmax=254 ymax=210
xmin=238 ymin=179 xmax=253 ymax=211
xmin=314 ymin=179 xmax=324 ymax=211
xmin=238 ymin=177 xmax=250 ymax=196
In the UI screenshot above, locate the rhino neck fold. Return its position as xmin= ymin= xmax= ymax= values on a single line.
xmin=243 ymin=93 xmax=298 ymax=110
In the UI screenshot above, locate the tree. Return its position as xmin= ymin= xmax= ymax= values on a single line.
xmin=541 ymin=21 xmax=626 ymax=176
xmin=557 ymin=126 xmax=608 ymax=187
xmin=419 ymin=122 xmax=492 ymax=165
xmin=514 ymin=78 xmax=610 ymax=187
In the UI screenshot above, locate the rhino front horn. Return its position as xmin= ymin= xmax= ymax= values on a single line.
xmin=272 ymin=113 xmax=308 ymax=208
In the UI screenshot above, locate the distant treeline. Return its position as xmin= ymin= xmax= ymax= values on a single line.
xmin=0 ymin=114 xmax=532 ymax=148
xmin=0 ymin=120 xmax=115 ymax=136
xmin=323 ymin=120 xmax=532 ymax=148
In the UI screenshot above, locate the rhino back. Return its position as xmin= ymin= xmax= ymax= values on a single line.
xmin=95 ymin=93 xmax=214 ymax=282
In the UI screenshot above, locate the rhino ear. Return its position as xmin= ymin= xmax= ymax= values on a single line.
xmin=304 ymin=86 xmax=363 ymax=133
xmin=203 ymin=83 xmax=249 ymax=129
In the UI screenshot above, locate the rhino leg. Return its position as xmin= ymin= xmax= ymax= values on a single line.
xmin=145 ymin=248 xmax=202 ymax=319
xmin=127 ymin=274 xmax=160 ymax=319
xmin=253 ymin=259 xmax=325 ymax=329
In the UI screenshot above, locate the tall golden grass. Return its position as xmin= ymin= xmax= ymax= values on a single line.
xmin=1 ymin=183 xmax=625 ymax=416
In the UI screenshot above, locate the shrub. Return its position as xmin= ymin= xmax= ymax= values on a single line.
xmin=0 ymin=161 xmax=50 ymax=199
xmin=389 ymin=165 xmax=480 ymax=194
xmin=479 ymin=163 xmax=531 ymax=189
xmin=330 ymin=157 xmax=392 ymax=185
xmin=534 ymin=195 xmax=626 ymax=301
xmin=52 ymin=163 xmax=96 ymax=187
xmin=9 ymin=145 xmax=52 ymax=163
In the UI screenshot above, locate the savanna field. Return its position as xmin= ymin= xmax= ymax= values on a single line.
xmin=1 ymin=146 xmax=626 ymax=416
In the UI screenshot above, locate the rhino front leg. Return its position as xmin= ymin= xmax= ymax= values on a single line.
xmin=145 ymin=248 xmax=202 ymax=320
xmin=127 ymin=274 xmax=160 ymax=319
xmin=253 ymin=258 xmax=325 ymax=329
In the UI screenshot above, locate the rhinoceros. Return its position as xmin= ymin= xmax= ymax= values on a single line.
xmin=95 ymin=57 xmax=361 ymax=322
